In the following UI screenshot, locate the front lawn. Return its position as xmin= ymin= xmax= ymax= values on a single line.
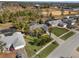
xmin=51 ymin=27 xmax=69 ymax=37
xmin=24 ymin=34 xmax=52 ymax=57
xmin=34 ymin=41 xmax=58 ymax=58
xmin=60 ymin=31 xmax=75 ymax=40
xmin=25 ymin=44 xmax=42 ymax=57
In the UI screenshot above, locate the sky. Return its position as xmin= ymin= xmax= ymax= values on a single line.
xmin=0 ymin=0 xmax=79 ymax=2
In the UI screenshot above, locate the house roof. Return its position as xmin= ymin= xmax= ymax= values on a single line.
xmin=30 ymin=24 xmax=48 ymax=31
xmin=59 ymin=21 xmax=67 ymax=25
xmin=0 ymin=52 xmax=16 ymax=58
xmin=0 ymin=32 xmax=26 ymax=50
xmin=49 ymin=20 xmax=62 ymax=25
xmin=0 ymin=28 xmax=16 ymax=36
xmin=35 ymin=4 xmax=40 ymax=7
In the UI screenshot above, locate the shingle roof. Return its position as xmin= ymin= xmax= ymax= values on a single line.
xmin=0 ymin=32 xmax=26 ymax=50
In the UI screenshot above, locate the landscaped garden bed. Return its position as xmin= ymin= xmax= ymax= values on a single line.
xmin=34 ymin=41 xmax=58 ymax=58
xmin=60 ymin=31 xmax=75 ymax=40
xmin=49 ymin=27 xmax=69 ymax=37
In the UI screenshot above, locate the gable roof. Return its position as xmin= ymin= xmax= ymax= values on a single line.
xmin=0 ymin=32 xmax=26 ymax=50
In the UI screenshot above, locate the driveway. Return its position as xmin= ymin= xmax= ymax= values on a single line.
xmin=48 ymin=32 xmax=79 ymax=58
xmin=46 ymin=31 xmax=64 ymax=45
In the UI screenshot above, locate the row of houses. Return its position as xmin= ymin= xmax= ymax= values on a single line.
xmin=29 ymin=15 xmax=78 ymax=31
xmin=47 ymin=15 xmax=77 ymax=29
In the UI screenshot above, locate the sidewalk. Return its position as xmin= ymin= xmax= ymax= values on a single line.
xmin=59 ymin=31 xmax=71 ymax=38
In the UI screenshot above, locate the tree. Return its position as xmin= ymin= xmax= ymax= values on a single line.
xmin=12 ymin=17 xmax=30 ymax=34
xmin=0 ymin=15 xmax=3 ymax=23
xmin=60 ymin=6 xmax=64 ymax=16
xmin=0 ymin=41 xmax=6 ymax=53
xmin=1 ymin=10 xmax=11 ymax=23
xmin=38 ymin=19 xmax=43 ymax=24
xmin=32 ymin=28 xmax=45 ymax=38
xmin=26 ymin=35 xmax=40 ymax=45
xmin=37 ymin=34 xmax=51 ymax=46
xmin=69 ymin=7 xmax=72 ymax=15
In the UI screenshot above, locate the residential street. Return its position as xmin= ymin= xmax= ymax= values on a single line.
xmin=48 ymin=32 xmax=79 ymax=58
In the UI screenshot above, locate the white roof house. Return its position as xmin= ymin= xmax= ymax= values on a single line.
xmin=0 ymin=32 xmax=26 ymax=50
xmin=35 ymin=4 xmax=40 ymax=6
xmin=48 ymin=20 xmax=62 ymax=27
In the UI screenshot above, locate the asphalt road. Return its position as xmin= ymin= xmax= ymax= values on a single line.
xmin=48 ymin=32 xmax=79 ymax=58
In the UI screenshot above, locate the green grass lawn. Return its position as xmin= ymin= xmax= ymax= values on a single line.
xmin=24 ymin=34 xmax=52 ymax=57
xmin=51 ymin=27 xmax=69 ymax=37
xmin=60 ymin=31 xmax=75 ymax=40
xmin=25 ymin=44 xmax=42 ymax=57
xmin=34 ymin=41 xmax=58 ymax=58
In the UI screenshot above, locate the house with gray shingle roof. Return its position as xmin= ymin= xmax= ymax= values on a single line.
xmin=0 ymin=32 xmax=26 ymax=51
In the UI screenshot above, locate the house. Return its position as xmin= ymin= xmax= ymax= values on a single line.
xmin=62 ymin=18 xmax=76 ymax=29
xmin=73 ymin=8 xmax=79 ymax=11
xmin=34 ymin=4 xmax=40 ymax=8
xmin=47 ymin=19 xmax=67 ymax=28
xmin=66 ymin=16 xmax=70 ymax=19
xmin=30 ymin=24 xmax=48 ymax=31
xmin=58 ymin=22 xmax=67 ymax=28
xmin=48 ymin=20 xmax=62 ymax=27
xmin=0 ymin=32 xmax=26 ymax=51
xmin=65 ymin=15 xmax=79 ymax=20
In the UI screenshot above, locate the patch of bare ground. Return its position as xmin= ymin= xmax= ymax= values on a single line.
xmin=0 ymin=23 xmax=13 ymax=30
